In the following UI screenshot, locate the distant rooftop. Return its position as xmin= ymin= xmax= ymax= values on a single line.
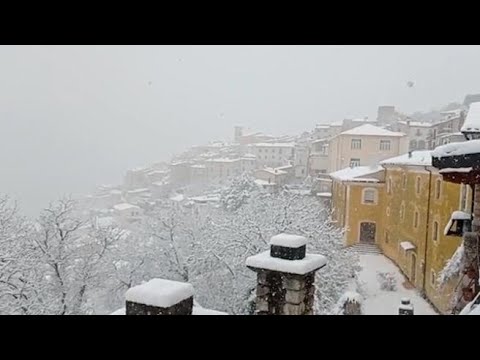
xmin=113 ymin=203 xmax=139 ymax=211
xmin=250 ymin=142 xmax=295 ymax=148
xmin=329 ymin=165 xmax=383 ymax=182
xmin=461 ymin=102 xmax=480 ymax=133
xmin=380 ymin=150 xmax=432 ymax=167
xmin=398 ymin=120 xmax=432 ymax=128
xmin=340 ymin=124 xmax=404 ymax=137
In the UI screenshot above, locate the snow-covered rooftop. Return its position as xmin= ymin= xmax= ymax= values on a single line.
xmin=398 ymin=120 xmax=432 ymax=128
xmin=206 ymin=158 xmax=241 ymax=163
xmin=380 ymin=151 xmax=432 ymax=167
xmin=316 ymin=192 xmax=332 ymax=197
xmin=329 ymin=165 xmax=383 ymax=182
xmin=170 ymin=194 xmax=185 ymax=202
xmin=258 ymin=167 xmax=288 ymax=175
xmin=270 ymin=233 xmax=307 ymax=248
xmin=400 ymin=241 xmax=415 ymax=251
xmin=127 ymin=188 xmax=150 ymax=194
xmin=125 ymin=279 xmax=194 ymax=308
xmin=191 ymin=164 xmax=206 ymax=169
xmin=113 ymin=203 xmax=139 ymax=211
xmin=461 ymin=102 xmax=480 ymax=133
xmin=340 ymin=124 xmax=405 ymax=137
xmin=246 ymin=250 xmax=326 ymax=275
xmin=250 ymin=143 xmax=295 ymax=148
xmin=432 ymin=139 xmax=480 ymax=158
xmin=254 ymin=179 xmax=276 ymax=186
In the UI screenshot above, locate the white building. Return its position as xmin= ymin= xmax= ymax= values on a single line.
xmin=247 ymin=143 xmax=295 ymax=168
xmin=205 ymin=158 xmax=242 ymax=184
xmin=124 ymin=168 xmax=150 ymax=190
xmin=113 ymin=203 xmax=143 ymax=223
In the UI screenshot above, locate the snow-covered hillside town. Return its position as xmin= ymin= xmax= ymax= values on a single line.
xmin=3 ymin=45 xmax=480 ymax=316
xmin=3 ymin=91 xmax=480 ymax=315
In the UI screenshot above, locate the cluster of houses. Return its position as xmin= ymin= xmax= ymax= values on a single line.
xmin=327 ymin=99 xmax=480 ymax=315
xmin=77 ymin=94 xmax=480 ymax=315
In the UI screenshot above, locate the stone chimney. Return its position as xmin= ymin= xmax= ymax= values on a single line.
xmin=398 ymin=297 xmax=414 ymax=315
xmin=246 ymin=233 xmax=327 ymax=315
xmin=125 ymin=279 xmax=194 ymax=315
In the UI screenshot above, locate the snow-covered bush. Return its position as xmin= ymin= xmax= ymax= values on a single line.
xmin=438 ymin=242 xmax=465 ymax=287
xmin=377 ymin=271 xmax=397 ymax=291
xmin=333 ymin=291 xmax=362 ymax=315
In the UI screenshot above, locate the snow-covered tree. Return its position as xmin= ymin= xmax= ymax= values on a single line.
xmin=220 ymin=173 xmax=259 ymax=211
xmin=0 ymin=196 xmax=37 ymax=314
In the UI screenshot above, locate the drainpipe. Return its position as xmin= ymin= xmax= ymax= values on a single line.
xmin=421 ymin=166 xmax=433 ymax=294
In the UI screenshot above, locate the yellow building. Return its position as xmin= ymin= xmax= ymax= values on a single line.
xmin=330 ymin=165 xmax=385 ymax=246
xmin=330 ymin=151 xmax=471 ymax=314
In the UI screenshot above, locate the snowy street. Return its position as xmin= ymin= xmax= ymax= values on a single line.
xmin=357 ymin=254 xmax=438 ymax=315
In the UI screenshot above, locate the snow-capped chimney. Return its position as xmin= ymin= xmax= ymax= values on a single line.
xmin=246 ymin=233 xmax=327 ymax=315
xmin=398 ymin=298 xmax=414 ymax=315
xmin=125 ymin=279 xmax=194 ymax=315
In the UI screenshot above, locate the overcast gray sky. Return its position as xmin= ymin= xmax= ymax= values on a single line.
xmin=1 ymin=45 xmax=480 ymax=215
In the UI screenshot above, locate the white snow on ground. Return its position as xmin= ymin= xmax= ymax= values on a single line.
xmin=356 ymin=254 xmax=437 ymax=315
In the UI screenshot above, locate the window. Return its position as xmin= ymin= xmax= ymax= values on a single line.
xmin=410 ymin=139 xmax=417 ymax=150
xmin=259 ymin=149 xmax=262 ymax=153
xmin=350 ymin=158 xmax=361 ymax=167
xmin=385 ymin=231 xmax=390 ymax=244
xmin=416 ymin=129 xmax=422 ymax=136
xmin=351 ymin=139 xmax=362 ymax=150
xmin=416 ymin=177 xmax=421 ymax=194
xmin=271 ymin=149 xmax=275 ymax=153
xmin=363 ymin=189 xmax=377 ymax=204
xmin=414 ymin=211 xmax=419 ymax=228
xmin=431 ymin=270 xmax=436 ymax=286
xmin=387 ymin=177 xmax=392 ymax=194
xmin=379 ymin=140 xmax=391 ymax=151
xmin=400 ymin=202 xmax=405 ymax=220
xmin=435 ymin=179 xmax=442 ymax=200
xmin=433 ymin=221 xmax=439 ymax=242
xmin=279 ymin=148 xmax=282 ymax=154
xmin=265 ymin=156 xmax=268 ymax=160
xmin=460 ymin=184 xmax=467 ymax=210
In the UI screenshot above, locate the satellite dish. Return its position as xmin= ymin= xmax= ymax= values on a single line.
xmin=407 ymin=81 xmax=415 ymax=88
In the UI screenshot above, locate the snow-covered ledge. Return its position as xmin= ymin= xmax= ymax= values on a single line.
xmin=246 ymin=233 xmax=327 ymax=315
xmin=125 ymin=279 xmax=195 ymax=315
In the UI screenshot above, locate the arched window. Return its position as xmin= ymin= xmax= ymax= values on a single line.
xmin=435 ymin=179 xmax=442 ymax=200
xmin=414 ymin=211 xmax=419 ymax=228
xmin=433 ymin=221 xmax=439 ymax=242
xmin=416 ymin=177 xmax=421 ymax=194
xmin=387 ymin=177 xmax=392 ymax=195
